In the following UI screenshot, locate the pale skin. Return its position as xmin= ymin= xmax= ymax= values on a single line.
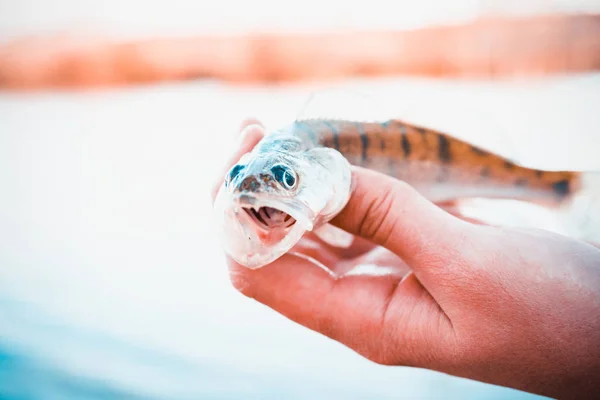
xmin=212 ymin=118 xmax=600 ymax=400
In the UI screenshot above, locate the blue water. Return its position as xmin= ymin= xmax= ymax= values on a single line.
xmin=0 ymin=296 xmax=543 ymax=400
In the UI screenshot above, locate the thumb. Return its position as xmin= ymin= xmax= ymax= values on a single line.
xmin=330 ymin=167 xmax=478 ymax=282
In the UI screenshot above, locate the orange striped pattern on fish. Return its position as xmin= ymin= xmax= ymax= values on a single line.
xmin=286 ymin=119 xmax=580 ymax=206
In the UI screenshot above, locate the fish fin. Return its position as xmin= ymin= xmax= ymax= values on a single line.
xmin=435 ymin=200 xmax=464 ymax=218
xmin=557 ymin=171 xmax=600 ymax=242
xmin=436 ymin=199 xmax=501 ymax=226
xmin=305 ymin=146 xmax=353 ymax=219
xmin=576 ymin=171 xmax=600 ymax=200
xmin=295 ymin=88 xmax=523 ymax=165
xmin=295 ymin=88 xmax=390 ymax=123
xmin=313 ymin=223 xmax=354 ymax=248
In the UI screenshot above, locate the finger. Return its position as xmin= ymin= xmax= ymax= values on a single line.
xmin=289 ymin=235 xmax=344 ymax=273
xmin=291 ymin=234 xmax=399 ymax=276
xmin=301 ymin=232 xmax=378 ymax=260
xmin=238 ymin=117 xmax=264 ymax=134
xmin=340 ymin=246 xmax=412 ymax=278
xmin=211 ymin=122 xmax=265 ymax=202
xmin=227 ymin=254 xmax=451 ymax=367
xmin=294 ymin=235 xmax=370 ymax=274
xmin=296 ymin=231 xmax=378 ymax=274
xmin=338 ymin=235 xmax=379 ymax=258
xmin=330 ymin=167 xmax=482 ymax=282
xmin=291 ymin=236 xmax=408 ymax=277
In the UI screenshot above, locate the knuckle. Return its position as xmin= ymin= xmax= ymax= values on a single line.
xmin=337 ymin=333 xmax=398 ymax=366
xmin=313 ymin=314 xmax=343 ymax=342
xmin=357 ymin=182 xmax=404 ymax=244
xmin=360 ymin=339 xmax=419 ymax=367
xmin=228 ymin=266 xmax=256 ymax=299
xmin=366 ymin=352 xmax=397 ymax=366
xmin=362 ymin=339 xmax=407 ymax=366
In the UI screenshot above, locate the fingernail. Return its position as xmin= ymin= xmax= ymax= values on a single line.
xmin=236 ymin=126 xmax=250 ymax=146
xmin=239 ymin=117 xmax=262 ymax=131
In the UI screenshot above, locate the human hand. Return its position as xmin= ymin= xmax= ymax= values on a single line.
xmin=212 ymin=118 xmax=600 ymax=400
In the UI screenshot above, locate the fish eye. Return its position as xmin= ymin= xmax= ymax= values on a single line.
xmin=271 ymin=164 xmax=297 ymax=190
xmin=225 ymin=164 xmax=245 ymax=186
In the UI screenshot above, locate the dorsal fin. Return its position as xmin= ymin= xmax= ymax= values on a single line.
xmin=295 ymin=87 xmax=390 ymax=123
xmin=294 ymin=86 xmax=524 ymax=166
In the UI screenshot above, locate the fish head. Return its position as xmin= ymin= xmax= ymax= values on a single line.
xmin=228 ymin=150 xmax=303 ymax=201
xmin=213 ymin=144 xmax=352 ymax=269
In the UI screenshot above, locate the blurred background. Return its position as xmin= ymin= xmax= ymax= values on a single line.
xmin=1 ymin=1 xmax=600 ymax=399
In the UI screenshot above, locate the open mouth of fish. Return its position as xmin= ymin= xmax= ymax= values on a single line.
xmin=242 ymin=206 xmax=296 ymax=231
xmin=214 ymin=186 xmax=317 ymax=269
xmin=232 ymin=193 xmax=314 ymax=232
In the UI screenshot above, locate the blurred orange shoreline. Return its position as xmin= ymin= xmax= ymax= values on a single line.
xmin=1 ymin=13 xmax=599 ymax=91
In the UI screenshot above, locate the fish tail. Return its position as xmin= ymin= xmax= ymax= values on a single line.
xmin=572 ymin=171 xmax=600 ymax=199
xmin=556 ymin=171 xmax=600 ymax=242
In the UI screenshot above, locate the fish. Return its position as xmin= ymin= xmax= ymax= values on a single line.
xmin=213 ymin=97 xmax=600 ymax=269
xmin=212 ymin=121 xmax=354 ymax=269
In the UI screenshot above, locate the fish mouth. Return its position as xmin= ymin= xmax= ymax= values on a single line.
xmin=242 ymin=206 xmax=296 ymax=231
xmin=213 ymin=186 xmax=315 ymax=269
xmin=234 ymin=194 xmax=314 ymax=231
